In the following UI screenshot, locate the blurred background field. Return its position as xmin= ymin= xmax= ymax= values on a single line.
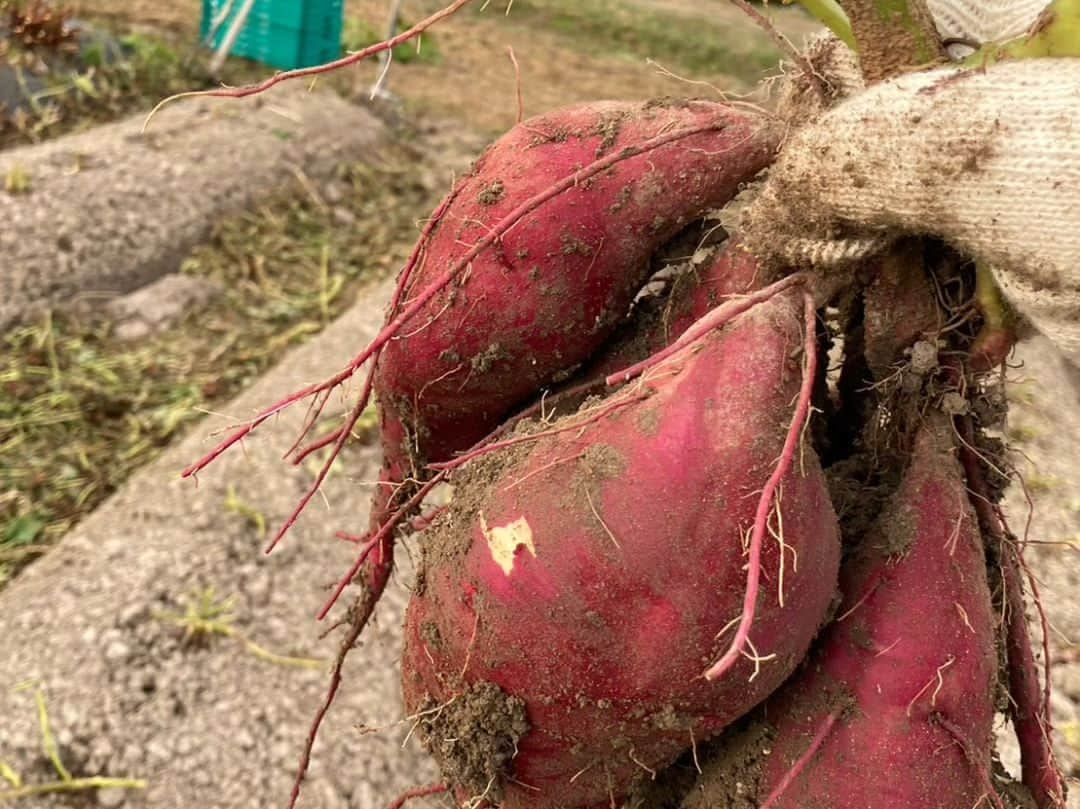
xmin=0 ymin=0 xmax=815 ymax=582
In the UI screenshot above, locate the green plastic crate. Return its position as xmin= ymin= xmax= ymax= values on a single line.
xmin=201 ymin=0 xmax=344 ymax=71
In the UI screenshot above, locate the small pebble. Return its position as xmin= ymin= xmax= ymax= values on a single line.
xmin=146 ymin=739 xmax=170 ymax=762
xmin=96 ymin=787 xmax=128 ymax=808
xmin=104 ymin=640 xmax=132 ymax=665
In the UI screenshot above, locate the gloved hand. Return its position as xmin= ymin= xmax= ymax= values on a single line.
xmin=745 ymin=2 xmax=1080 ymax=366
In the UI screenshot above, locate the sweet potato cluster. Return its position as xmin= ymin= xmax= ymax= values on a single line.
xmin=188 ymin=99 xmax=1065 ymax=809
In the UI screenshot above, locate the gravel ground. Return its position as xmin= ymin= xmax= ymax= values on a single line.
xmin=0 ymin=84 xmax=384 ymax=331
xmin=0 ymin=280 xmax=447 ymax=809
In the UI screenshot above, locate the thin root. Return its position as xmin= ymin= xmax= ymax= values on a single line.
xmin=956 ymin=414 xmax=1065 ymax=808
xmin=760 ymin=711 xmax=840 ymax=809
xmin=607 ymin=274 xmax=806 ymax=387
xmin=145 ymin=0 xmax=476 ymax=128
xmin=386 ymin=783 xmax=449 ymax=809
xmin=704 ymin=291 xmax=817 ymax=681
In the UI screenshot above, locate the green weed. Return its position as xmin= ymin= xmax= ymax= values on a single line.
xmin=497 ymin=0 xmax=779 ymax=83
xmin=155 ymin=589 xmax=323 ymax=669
xmin=0 ymin=683 xmax=146 ymax=802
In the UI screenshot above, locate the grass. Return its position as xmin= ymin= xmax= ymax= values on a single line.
xmin=495 ymin=0 xmax=780 ymax=83
xmin=0 ymin=143 xmax=435 ymax=586
xmin=154 ymin=588 xmax=323 ymax=669
xmin=0 ymin=683 xmax=146 ymax=802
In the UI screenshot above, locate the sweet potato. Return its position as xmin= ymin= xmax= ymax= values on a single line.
xmin=401 ymin=289 xmax=840 ymax=808
xmin=513 ymin=236 xmax=771 ymax=425
xmin=684 ymin=415 xmax=1000 ymax=809
xmin=374 ymin=100 xmax=778 ymax=476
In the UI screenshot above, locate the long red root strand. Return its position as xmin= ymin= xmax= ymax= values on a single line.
xmin=999 ymin=504 xmax=1056 ymax=738
xmin=292 ymin=425 xmax=347 ymax=465
xmin=1001 ymin=540 xmax=1065 ymax=808
xmin=290 ymin=190 xmax=462 ymax=469
xmin=704 ymin=291 xmax=818 ymax=681
xmin=265 ymin=368 xmax=377 ymax=553
xmin=318 ymin=472 xmax=446 ymax=620
xmin=287 ymin=463 xmax=448 ymax=806
xmin=606 ymin=274 xmax=806 ymax=387
xmin=759 ymin=711 xmax=839 ymax=809
xmin=387 ymin=784 xmax=450 ymax=809
xmin=146 ymin=0 xmax=476 ymax=124
xmin=288 ymin=474 xmax=450 ymax=805
xmin=188 ymin=186 xmax=462 ymax=559
xmin=956 ymin=415 xmax=1066 ymax=808
xmin=181 ymin=382 xmax=341 ymax=479
xmin=428 ymin=388 xmax=651 ymax=472
xmin=287 ymin=530 xmax=398 ymax=809
xmin=285 ymin=387 xmax=333 ymax=461
xmin=184 ymin=185 xmax=458 ymax=482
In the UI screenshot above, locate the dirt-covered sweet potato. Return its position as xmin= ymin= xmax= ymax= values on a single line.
xmin=374 ymin=100 xmax=779 ymax=477
xmin=684 ymin=416 xmax=1000 ymax=809
xmin=401 ymin=289 xmax=840 ymax=809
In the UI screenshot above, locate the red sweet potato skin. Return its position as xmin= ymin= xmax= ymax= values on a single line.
xmin=401 ymin=292 xmax=840 ymax=809
xmin=533 ymin=237 xmax=770 ymax=424
xmin=375 ymin=100 xmax=778 ymax=469
xmin=755 ymin=416 xmax=998 ymax=809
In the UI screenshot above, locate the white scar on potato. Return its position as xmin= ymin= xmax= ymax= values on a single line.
xmin=480 ymin=513 xmax=536 ymax=575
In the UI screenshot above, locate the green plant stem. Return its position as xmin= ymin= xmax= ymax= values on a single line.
xmin=155 ymin=603 xmax=324 ymax=670
xmin=0 ymin=762 xmax=21 ymax=789
xmin=837 ymin=0 xmax=943 ymax=79
xmin=0 ymin=776 xmax=148 ymax=801
xmin=34 ymin=690 xmax=70 ymax=782
xmin=974 ymin=263 xmax=1015 ymax=333
xmin=236 ymin=634 xmax=324 ymax=670
xmin=789 ymin=0 xmax=856 ymax=49
xmin=0 ymin=686 xmax=148 ymax=802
